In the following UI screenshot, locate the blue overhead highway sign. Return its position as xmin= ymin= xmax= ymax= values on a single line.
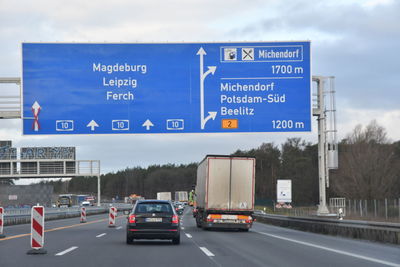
xmin=22 ymin=42 xmax=311 ymax=135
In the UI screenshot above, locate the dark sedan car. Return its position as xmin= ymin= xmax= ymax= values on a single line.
xmin=126 ymin=200 xmax=180 ymax=244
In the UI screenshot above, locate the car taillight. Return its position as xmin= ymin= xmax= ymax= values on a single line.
xmin=172 ymin=215 xmax=179 ymax=224
xmin=245 ymin=216 xmax=253 ymax=224
xmin=129 ymin=214 xmax=136 ymax=223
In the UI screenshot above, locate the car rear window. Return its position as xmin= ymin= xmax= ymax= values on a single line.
xmin=135 ymin=203 xmax=173 ymax=214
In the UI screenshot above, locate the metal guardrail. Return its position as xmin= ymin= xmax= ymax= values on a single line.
xmin=3 ymin=206 xmax=106 ymax=226
xmin=3 ymin=203 xmax=133 ymax=226
xmin=254 ymin=211 xmax=400 ymax=229
xmin=253 ymin=211 xmax=400 ymax=244
xmin=100 ymin=203 xmax=133 ymax=211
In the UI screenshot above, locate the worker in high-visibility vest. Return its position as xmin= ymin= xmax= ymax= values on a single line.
xmin=188 ymin=189 xmax=196 ymax=206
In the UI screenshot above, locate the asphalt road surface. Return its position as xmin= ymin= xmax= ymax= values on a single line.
xmin=0 ymin=209 xmax=399 ymax=267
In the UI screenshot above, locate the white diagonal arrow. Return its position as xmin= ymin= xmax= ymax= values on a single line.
xmin=202 ymin=112 xmax=217 ymax=127
xmin=142 ymin=119 xmax=154 ymax=130
xmin=202 ymin=66 xmax=217 ymax=80
xmin=87 ymin=120 xmax=99 ymax=131
xmin=197 ymin=47 xmax=217 ymax=130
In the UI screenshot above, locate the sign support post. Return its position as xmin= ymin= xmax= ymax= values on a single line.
xmin=315 ymin=77 xmax=329 ymax=215
xmin=0 ymin=207 xmax=5 ymax=239
xmin=97 ymin=174 xmax=101 ymax=207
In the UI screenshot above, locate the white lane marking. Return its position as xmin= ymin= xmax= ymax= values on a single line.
xmin=181 ymin=227 xmax=185 ymax=230
xmin=96 ymin=233 xmax=106 ymax=238
xmin=200 ymin=247 xmax=215 ymax=257
xmin=55 ymin=246 xmax=78 ymax=256
xmin=116 ymin=226 xmax=122 ymax=230
xmin=256 ymin=231 xmax=400 ymax=267
xmin=185 ymin=233 xmax=192 ymax=238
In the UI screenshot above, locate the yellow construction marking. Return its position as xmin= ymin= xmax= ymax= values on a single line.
xmin=0 ymin=216 xmax=124 ymax=242
xmin=0 ymin=233 xmax=31 ymax=241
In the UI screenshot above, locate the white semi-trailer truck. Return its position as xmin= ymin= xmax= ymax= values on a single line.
xmin=195 ymin=155 xmax=255 ymax=231
xmin=156 ymin=192 xmax=172 ymax=201
xmin=174 ymin=191 xmax=188 ymax=203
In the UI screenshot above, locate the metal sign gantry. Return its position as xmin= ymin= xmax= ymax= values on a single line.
xmin=0 ymin=159 xmax=102 ymax=206
xmin=0 ymin=78 xmax=21 ymax=119
xmin=313 ymin=76 xmax=338 ymax=215
xmin=22 ymin=42 xmax=311 ymax=135
xmin=1 ymin=74 xmax=337 ymax=213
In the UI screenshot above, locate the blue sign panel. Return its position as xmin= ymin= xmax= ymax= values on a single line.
xmin=22 ymin=42 xmax=311 ymax=135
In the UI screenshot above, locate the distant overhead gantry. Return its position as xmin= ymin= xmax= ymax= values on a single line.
xmin=0 ymin=77 xmax=21 ymax=119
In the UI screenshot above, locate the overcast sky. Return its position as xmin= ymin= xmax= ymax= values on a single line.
xmin=0 ymin=0 xmax=399 ymax=184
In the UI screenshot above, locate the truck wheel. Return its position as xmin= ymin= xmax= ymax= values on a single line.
xmin=195 ymin=216 xmax=201 ymax=228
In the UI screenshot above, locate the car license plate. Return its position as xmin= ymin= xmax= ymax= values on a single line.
xmin=215 ymin=219 xmax=243 ymax=224
xmin=145 ymin=218 xmax=162 ymax=222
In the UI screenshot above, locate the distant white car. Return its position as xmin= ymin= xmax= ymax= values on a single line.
xmin=81 ymin=201 xmax=91 ymax=206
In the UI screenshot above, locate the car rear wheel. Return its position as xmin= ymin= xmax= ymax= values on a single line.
xmin=126 ymin=235 xmax=134 ymax=244
xmin=196 ymin=217 xmax=201 ymax=228
xmin=172 ymin=235 xmax=180 ymax=245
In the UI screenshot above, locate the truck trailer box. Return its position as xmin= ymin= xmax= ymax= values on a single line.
xmin=196 ymin=155 xmax=255 ymax=211
xmin=174 ymin=191 xmax=188 ymax=202
xmin=156 ymin=192 xmax=172 ymax=201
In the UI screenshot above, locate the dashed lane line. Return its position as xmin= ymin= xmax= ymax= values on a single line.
xmin=55 ymin=246 xmax=78 ymax=256
xmin=200 ymin=247 xmax=215 ymax=257
xmin=185 ymin=233 xmax=192 ymax=238
xmin=96 ymin=233 xmax=106 ymax=238
xmin=116 ymin=226 xmax=122 ymax=230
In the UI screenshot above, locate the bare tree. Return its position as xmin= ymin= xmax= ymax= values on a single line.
xmin=331 ymin=121 xmax=400 ymax=199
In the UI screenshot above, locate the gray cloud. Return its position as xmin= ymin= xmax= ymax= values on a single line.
xmin=226 ymin=0 xmax=400 ymax=110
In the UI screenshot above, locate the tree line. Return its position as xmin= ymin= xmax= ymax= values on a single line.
xmin=35 ymin=121 xmax=400 ymax=206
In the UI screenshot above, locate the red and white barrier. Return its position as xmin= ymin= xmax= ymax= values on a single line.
xmin=80 ymin=207 xmax=87 ymax=223
xmin=108 ymin=207 xmax=117 ymax=227
xmin=27 ymin=205 xmax=47 ymax=254
xmin=0 ymin=207 xmax=5 ymax=238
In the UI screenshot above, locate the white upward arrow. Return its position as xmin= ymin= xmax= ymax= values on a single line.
xmin=142 ymin=119 xmax=154 ymax=130
xmin=32 ymin=101 xmax=41 ymax=131
xmin=32 ymin=101 xmax=41 ymax=115
xmin=197 ymin=47 xmax=217 ymax=130
xmin=87 ymin=120 xmax=99 ymax=131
